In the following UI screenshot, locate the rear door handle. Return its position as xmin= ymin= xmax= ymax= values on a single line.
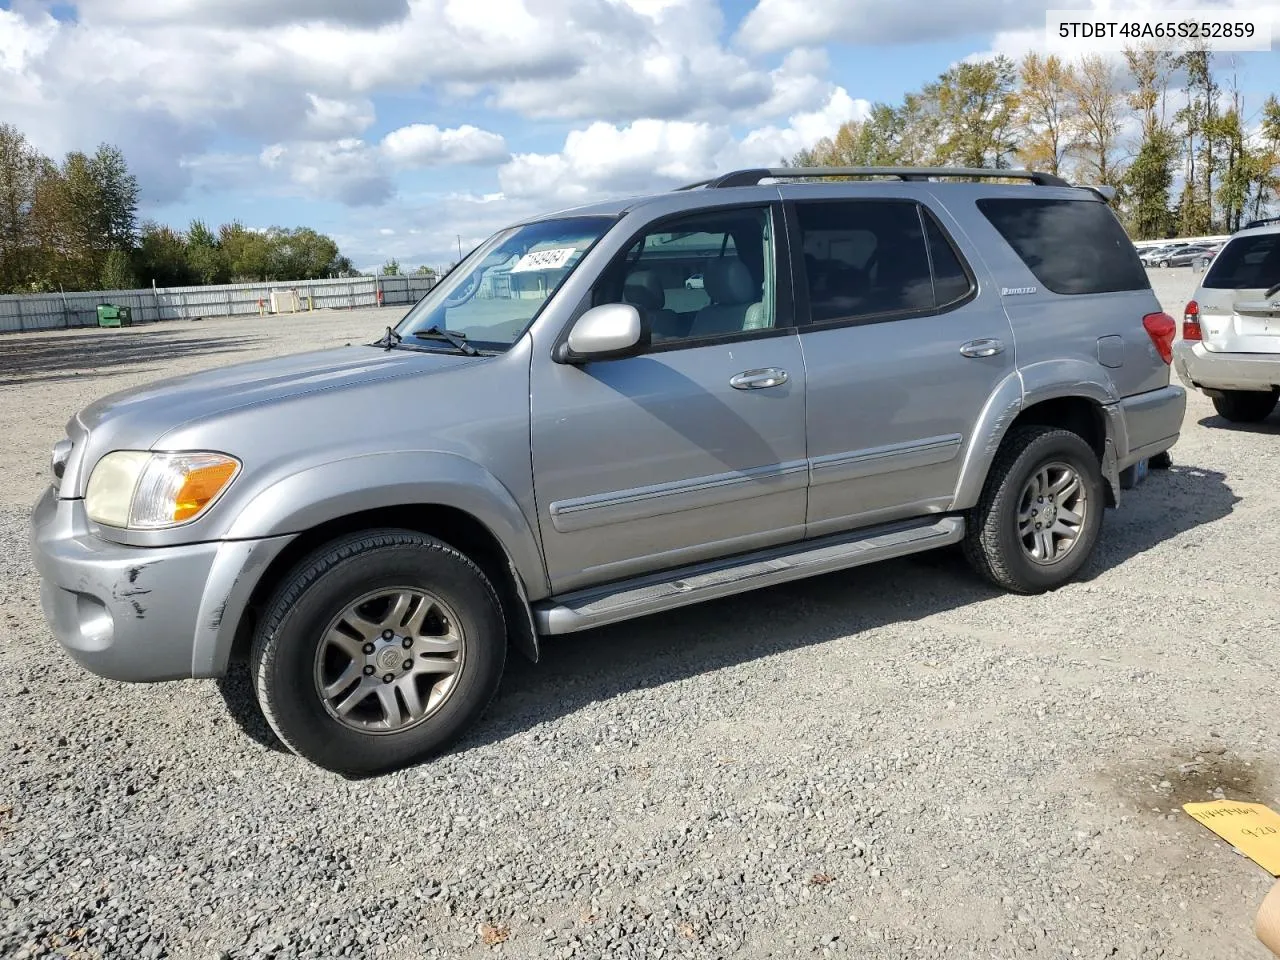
xmin=960 ymin=339 xmax=1005 ymax=358
xmin=730 ymin=367 xmax=789 ymax=390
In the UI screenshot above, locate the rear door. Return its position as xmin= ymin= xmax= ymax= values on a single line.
xmin=783 ymin=191 xmax=1016 ymax=535
xmin=1195 ymin=231 xmax=1280 ymax=353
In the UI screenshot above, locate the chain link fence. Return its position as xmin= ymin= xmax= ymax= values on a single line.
xmin=0 ymin=275 xmax=438 ymax=334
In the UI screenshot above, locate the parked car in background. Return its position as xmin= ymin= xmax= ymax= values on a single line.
xmin=685 ymin=273 xmax=704 ymax=289
xmin=31 ymin=165 xmax=1185 ymax=775
xmin=1175 ymin=222 xmax=1280 ymax=422
xmin=1139 ymin=244 xmax=1186 ymax=266
xmin=1158 ymin=245 xmax=1217 ymax=268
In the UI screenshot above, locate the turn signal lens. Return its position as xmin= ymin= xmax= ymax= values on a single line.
xmin=85 ymin=451 xmax=240 ymax=529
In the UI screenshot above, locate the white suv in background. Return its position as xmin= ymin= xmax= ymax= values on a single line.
xmin=1175 ymin=221 xmax=1280 ymax=423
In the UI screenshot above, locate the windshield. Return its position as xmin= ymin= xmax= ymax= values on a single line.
xmin=396 ymin=216 xmax=614 ymax=349
xmin=1203 ymin=233 xmax=1280 ymax=291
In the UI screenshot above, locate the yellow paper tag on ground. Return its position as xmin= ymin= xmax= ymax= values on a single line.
xmin=1183 ymin=801 xmax=1280 ymax=875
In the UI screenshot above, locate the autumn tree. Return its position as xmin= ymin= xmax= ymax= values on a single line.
xmin=928 ymin=56 xmax=1019 ymax=168
xmin=0 ymin=123 xmax=47 ymax=293
xmin=1122 ymin=49 xmax=1177 ymax=239
xmin=1067 ymin=54 xmax=1124 ymax=186
xmin=1016 ymin=53 xmax=1075 ymax=175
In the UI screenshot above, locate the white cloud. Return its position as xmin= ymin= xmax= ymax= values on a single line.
xmin=72 ymin=0 xmax=412 ymax=28
xmin=303 ymin=95 xmax=377 ymax=139
xmin=736 ymin=0 xmax=1042 ymax=52
xmin=260 ymin=140 xmax=394 ymax=206
xmin=497 ymin=87 xmax=868 ymax=203
xmin=0 ymin=0 xmax=840 ymax=211
xmin=381 ymin=124 xmax=510 ymax=167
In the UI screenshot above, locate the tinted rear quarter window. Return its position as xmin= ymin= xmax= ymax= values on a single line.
xmin=977 ymin=197 xmax=1149 ymax=295
xmin=1202 ymin=233 xmax=1280 ymax=290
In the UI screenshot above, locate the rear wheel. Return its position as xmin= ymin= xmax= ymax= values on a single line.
xmin=964 ymin=426 xmax=1106 ymax=594
xmin=1159 ymin=259 xmax=1171 ymax=268
xmin=249 ymin=530 xmax=507 ymax=776
xmin=1212 ymin=389 xmax=1278 ymax=423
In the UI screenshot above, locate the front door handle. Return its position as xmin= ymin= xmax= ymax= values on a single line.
xmin=960 ymin=338 xmax=1005 ymax=358
xmin=730 ymin=367 xmax=789 ymax=390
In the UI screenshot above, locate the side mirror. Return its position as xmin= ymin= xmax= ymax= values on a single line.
xmin=555 ymin=303 xmax=649 ymax=363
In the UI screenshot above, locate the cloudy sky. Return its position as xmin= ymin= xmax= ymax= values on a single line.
xmin=2 ymin=0 xmax=1278 ymax=270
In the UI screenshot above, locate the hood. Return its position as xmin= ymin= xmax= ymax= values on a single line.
xmin=60 ymin=344 xmax=484 ymax=498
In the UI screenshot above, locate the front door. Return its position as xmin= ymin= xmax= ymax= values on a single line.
xmin=783 ymin=192 xmax=1017 ymax=535
xmin=530 ymin=203 xmax=808 ymax=594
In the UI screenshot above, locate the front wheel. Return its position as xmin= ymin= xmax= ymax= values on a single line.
xmin=1159 ymin=259 xmax=1171 ymax=268
xmin=249 ymin=530 xmax=507 ymax=776
xmin=964 ymin=427 xmax=1106 ymax=594
xmin=1212 ymin=389 xmax=1278 ymax=423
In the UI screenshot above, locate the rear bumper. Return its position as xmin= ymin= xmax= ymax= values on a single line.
xmin=1113 ymin=383 xmax=1186 ymax=469
xmin=29 ymin=487 xmax=294 ymax=682
xmin=1173 ymin=341 xmax=1280 ymax=394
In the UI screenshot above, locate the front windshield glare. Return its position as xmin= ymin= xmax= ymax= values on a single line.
xmin=398 ymin=216 xmax=613 ymax=348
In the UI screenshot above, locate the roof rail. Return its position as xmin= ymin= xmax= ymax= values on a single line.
xmin=1241 ymin=216 xmax=1280 ymax=231
xmin=677 ymin=166 xmax=1073 ymax=190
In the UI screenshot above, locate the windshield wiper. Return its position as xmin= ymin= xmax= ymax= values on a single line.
xmin=412 ymin=325 xmax=478 ymax=356
xmin=375 ymin=326 xmax=402 ymax=350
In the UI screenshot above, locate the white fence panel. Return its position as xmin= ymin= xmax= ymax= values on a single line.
xmin=0 ymin=275 xmax=436 ymax=334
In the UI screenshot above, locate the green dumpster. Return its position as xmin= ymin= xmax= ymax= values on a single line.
xmin=96 ymin=304 xmax=132 ymax=328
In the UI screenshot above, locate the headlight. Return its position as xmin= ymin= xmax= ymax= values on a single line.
xmin=85 ymin=451 xmax=240 ymax=529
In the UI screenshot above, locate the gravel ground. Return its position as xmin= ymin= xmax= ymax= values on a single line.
xmin=1 ymin=269 xmax=1277 ymax=960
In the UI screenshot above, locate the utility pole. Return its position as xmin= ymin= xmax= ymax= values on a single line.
xmin=457 ymin=235 xmax=463 ymax=261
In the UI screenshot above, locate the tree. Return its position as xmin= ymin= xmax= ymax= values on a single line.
xmin=219 ymin=222 xmax=272 ymax=281
xmin=381 ymin=258 xmax=401 ymax=276
xmin=185 ymin=218 xmax=228 ymax=285
xmin=414 ymin=264 xmax=437 ymax=277
xmin=266 ymin=226 xmax=341 ymax=280
xmin=1067 ymin=54 xmax=1124 ymax=186
xmin=1251 ymin=95 xmax=1280 ymax=220
xmin=1122 ymin=49 xmax=1177 ymax=239
xmin=927 ymin=56 xmax=1019 ymax=168
xmin=0 ymin=123 xmax=47 ymax=294
xmin=88 ymin=143 xmax=138 ymax=252
xmin=136 ymin=221 xmax=194 ymax=287
xmin=100 ymin=248 xmax=136 ymax=290
xmin=1016 ymin=53 xmax=1075 ymax=175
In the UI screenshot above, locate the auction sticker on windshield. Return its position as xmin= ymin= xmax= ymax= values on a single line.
xmin=511 ymin=247 xmax=577 ymax=272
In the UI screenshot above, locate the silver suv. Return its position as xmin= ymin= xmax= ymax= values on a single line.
xmin=31 ymin=166 xmax=1187 ymax=774
xmin=1174 ymin=220 xmax=1280 ymax=423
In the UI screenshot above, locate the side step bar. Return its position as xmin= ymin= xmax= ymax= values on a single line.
xmin=534 ymin=516 xmax=965 ymax=636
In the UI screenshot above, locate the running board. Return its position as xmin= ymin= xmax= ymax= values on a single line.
xmin=534 ymin=516 xmax=965 ymax=635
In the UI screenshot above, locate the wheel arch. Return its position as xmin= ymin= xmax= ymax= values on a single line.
xmin=953 ymin=375 xmax=1120 ymax=511
xmin=218 ymin=504 xmax=542 ymax=676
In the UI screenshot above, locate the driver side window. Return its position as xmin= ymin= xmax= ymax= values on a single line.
xmin=593 ymin=206 xmax=777 ymax=346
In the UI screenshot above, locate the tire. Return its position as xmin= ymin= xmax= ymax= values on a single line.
xmin=1159 ymin=259 xmax=1171 ymax=268
xmin=963 ymin=426 xmax=1106 ymax=594
xmin=249 ymin=529 xmax=507 ymax=776
xmin=1211 ymin=389 xmax=1278 ymax=424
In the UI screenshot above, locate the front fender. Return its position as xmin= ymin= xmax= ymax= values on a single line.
xmin=223 ymin=451 xmax=548 ymax=598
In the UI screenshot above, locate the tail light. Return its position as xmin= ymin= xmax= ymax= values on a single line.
xmin=1143 ymin=311 xmax=1176 ymax=364
xmin=1183 ymin=300 xmax=1202 ymax=341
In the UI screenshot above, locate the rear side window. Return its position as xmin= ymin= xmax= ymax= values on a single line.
xmin=977 ymin=197 xmax=1149 ymax=295
xmin=1202 ymin=233 xmax=1280 ymax=290
xmin=925 ymin=214 xmax=972 ymax=306
xmin=795 ymin=200 xmax=972 ymax=324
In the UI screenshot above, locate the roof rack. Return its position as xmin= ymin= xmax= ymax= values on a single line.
xmin=1241 ymin=216 xmax=1280 ymax=231
xmin=676 ymin=166 xmax=1073 ymax=190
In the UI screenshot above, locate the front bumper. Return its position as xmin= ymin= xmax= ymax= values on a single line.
xmin=29 ymin=487 xmax=293 ymax=682
xmin=1173 ymin=341 xmax=1280 ymax=394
